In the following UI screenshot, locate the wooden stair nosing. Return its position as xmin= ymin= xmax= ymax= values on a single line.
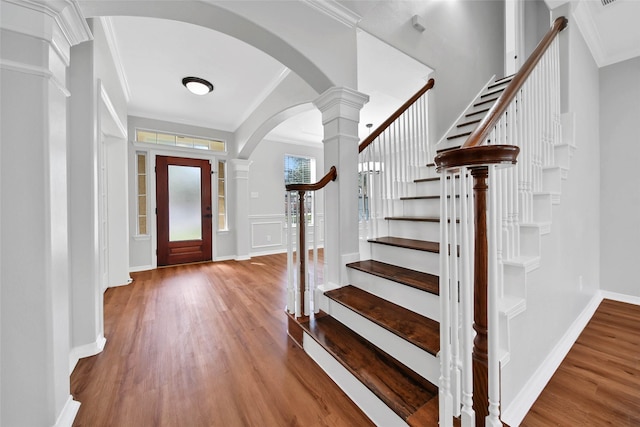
xmin=466 ymin=107 xmax=490 ymax=118
xmin=447 ymin=131 xmax=472 ymax=141
xmin=368 ymin=236 xmax=440 ymax=253
xmin=414 ymin=175 xmax=461 ymax=183
xmin=489 ymin=74 xmax=515 ymax=87
xmin=481 ymin=87 xmax=506 ymax=99
xmin=473 ymin=96 xmax=499 ymax=107
xmin=400 ymin=195 xmax=440 ymax=201
xmin=347 ymin=259 xmax=439 ymax=296
xmin=457 ymin=118 xmax=481 ymax=128
xmin=385 ymin=216 xmax=440 ymax=222
xmin=299 ymin=313 xmax=438 ymax=421
xmin=385 ymin=216 xmax=460 ymax=224
xmin=325 ymin=285 xmax=440 ymax=356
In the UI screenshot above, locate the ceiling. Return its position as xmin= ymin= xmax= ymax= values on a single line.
xmin=104 ymin=11 xmax=431 ymax=147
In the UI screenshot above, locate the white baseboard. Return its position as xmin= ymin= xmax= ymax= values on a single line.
xmin=53 ymin=395 xmax=80 ymax=427
xmin=501 ymin=292 xmax=603 ymax=426
xmin=599 ymin=290 xmax=640 ymax=306
xmin=69 ymin=334 xmax=107 ymax=374
xmin=235 ymin=255 xmax=251 ymax=261
xmin=129 ymin=265 xmax=153 ymax=273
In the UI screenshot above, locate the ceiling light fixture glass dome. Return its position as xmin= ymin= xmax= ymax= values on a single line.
xmin=182 ymin=76 xmax=214 ymax=95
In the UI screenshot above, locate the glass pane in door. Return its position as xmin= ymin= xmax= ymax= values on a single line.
xmin=168 ymin=165 xmax=202 ymax=241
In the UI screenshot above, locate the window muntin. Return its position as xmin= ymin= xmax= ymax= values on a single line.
xmin=217 ymin=160 xmax=227 ymax=231
xmin=136 ymin=152 xmax=148 ymax=235
xmin=136 ymin=129 xmax=225 ymax=152
xmin=284 ymin=155 xmax=316 ymax=225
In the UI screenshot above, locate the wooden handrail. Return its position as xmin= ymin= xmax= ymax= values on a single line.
xmin=359 ymin=78 xmax=435 ymax=154
xmin=286 ymin=166 xmax=337 ymax=192
xmin=461 ymin=16 xmax=567 ymax=150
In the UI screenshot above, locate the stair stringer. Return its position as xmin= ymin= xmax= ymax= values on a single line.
xmin=497 ymin=111 xmax=576 ymax=365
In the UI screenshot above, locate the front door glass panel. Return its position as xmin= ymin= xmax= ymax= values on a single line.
xmin=168 ymin=165 xmax=202 ymax=241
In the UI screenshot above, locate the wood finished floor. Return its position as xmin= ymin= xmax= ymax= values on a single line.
xmin=71 ymin=254 xmax=374 ymax=427
xmin=522 ymin=299 xmax=640 ymax=426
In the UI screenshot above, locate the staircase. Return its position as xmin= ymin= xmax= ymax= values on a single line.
xmin=290 ymin=159 xmax=445 ymax=426
xmin=285 ymin=16 xmax=569 ymax=427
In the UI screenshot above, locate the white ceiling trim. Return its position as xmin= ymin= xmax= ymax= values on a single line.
xmin=99 ymin=17 xmax=131 ymax=102
xmin=573 ymin=4 xmax=607 ymax=67
xmin=302 ymin=0 xmax=361 ymax=28
xmin=233 ymin=67 xmax=291 ymax=130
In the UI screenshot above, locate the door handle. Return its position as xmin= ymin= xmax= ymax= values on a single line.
xmin=203 ymin=214 xmax=213 ymax=218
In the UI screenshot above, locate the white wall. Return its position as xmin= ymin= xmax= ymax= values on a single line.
xmin=349 ymin=1 xmax=505 ymax=144
xmin=248 ymin=139 xmax=324 ymax=256
xmin=600 ymin=56 xmax=640 ymax=298
xmin=501 ymin=1 xmax=602 ymax=417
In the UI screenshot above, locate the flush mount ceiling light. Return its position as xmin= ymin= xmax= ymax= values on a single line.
xmin=182 ymin=76 xmax=214 ymax=95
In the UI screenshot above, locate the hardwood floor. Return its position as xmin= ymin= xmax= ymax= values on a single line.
xmin=522 ymin=299 xmax=640 ymax=426
xmin=71 ymin=254 xmax=374 ymax=427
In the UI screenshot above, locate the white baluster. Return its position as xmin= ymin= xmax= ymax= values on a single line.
xmin=451 ymin=167 xmax=462 ymax=416
xmin=439 ymin=170 xmax=453 ymax=427
xmin=287 ymin=191 xmax=295 ymax=314
xmin=460 ymin=168 xmax=475 ymax=427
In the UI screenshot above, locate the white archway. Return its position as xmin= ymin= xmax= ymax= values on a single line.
xmin=78 ymin=0 xmax=339 ymax=94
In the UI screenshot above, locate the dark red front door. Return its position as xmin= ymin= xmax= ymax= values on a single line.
xmin=156 ymin=156 xmax=212 ymax=266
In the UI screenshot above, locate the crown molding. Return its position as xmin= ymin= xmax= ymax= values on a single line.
xmin=99 ymin=17 xmax=132 ymax=102
xmin=3 ymin=0 xmax=92 ymax=46
xmin=302 ymin=0 xmax=361 ymax=28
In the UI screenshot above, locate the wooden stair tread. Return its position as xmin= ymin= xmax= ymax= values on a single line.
xmin=481 ymin=87 xmax=506 ymax=98
xmin=465 ymin=107 xmax=490 ymax=118
xmin=368 ymin=236 xmax=439 ymax=253
xmin=299 ymin=313 xmax=438 ymax=421
xmin=385 ymin=216 xmax=439 ymax=222
xmin=488 ymin=75 xmax=514 ymax=89
xmin=447 ymin=131 xmax=472 ymax=141
xmin=400 ymin=195 xmax=440 ymax=200
xmin=347 ymin=259 xmax=439 ymax=295
xmin=407 ymin=397 xmax=440 ymax=427
xmin=474 ymin=96 xmax=499 ymax=107
xmin=414 ymin=175 xmax=460 ymax=183
xmin=457 ymin=118 xmax=481 ymax=128
xmin=325 ymin=286 xmax=440 ymax=357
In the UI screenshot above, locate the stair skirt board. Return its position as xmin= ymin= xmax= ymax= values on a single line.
xmin=347 ymin=268 xmax=440 ymax=321
xmin=370 ymin=244 xmax=439 ymax=276
xmin=323 ymin=294 xmax=440 ymax=384
xmin=303 ymin=332 xmax=410 ymax=427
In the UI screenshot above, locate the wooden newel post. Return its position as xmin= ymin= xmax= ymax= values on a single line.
xmin=298 ymin=190 xmax=306 ymax=317
xmin=470 ymin=166 xmax=490 ymax=426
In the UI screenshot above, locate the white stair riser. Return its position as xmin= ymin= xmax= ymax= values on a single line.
xmin=325 ymin=296 xmax=441 ymax=385
xmin=387 ymin=219 xmax=442 ymax=242
xmin=347 ymin=268 xmax=440 ymax=321
xmin=303 ymin=334 xmax=409 ymax=427
xmin=401 ymin=198 xmax=440 ymax=217
xmin=370 ymin=243 xmax=439 ymax=275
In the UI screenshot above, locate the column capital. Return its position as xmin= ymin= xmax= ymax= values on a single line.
xmin=1 ymin=0 xmax=92 ymax=46
xmin=313 ymin=86 xmax=369 ymax=124
xmin=229 ymin=158 xmax=252 ymax=173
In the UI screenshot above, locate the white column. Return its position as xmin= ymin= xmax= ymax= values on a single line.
xmin=313 ymin=87 xmax=369 ymax=288
xmin=230 ymin=159 xmax=252 ymax=261
xmin=0 ymin=1 xmax=91 ymax=426
xmin=68 ymin=33 xmax=106 ymax=373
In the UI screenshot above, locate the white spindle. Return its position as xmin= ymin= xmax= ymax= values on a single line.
xmin=439 ymin=170 xmax=453 ymax=427
xmin=287 ymin=191 xmax=295 ymax=315
xmin=459 ymin=168 xmax=475 ymax=427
